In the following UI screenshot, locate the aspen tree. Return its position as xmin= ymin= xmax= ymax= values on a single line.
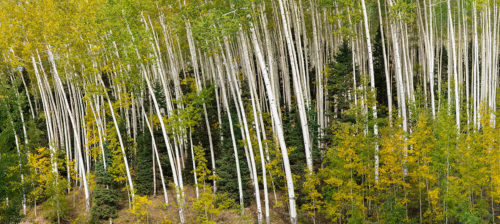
xmin=425 ymin=0 xmax=436 ymax=119
xmin=46 ymin=48 xmax=91 ymax=211
xmin=142 ymin=109 xmax=168 ymax=204
xmin=236 ymin=31 xmax=268 ymax=223
xmin=360 ymin=0 xmax=381 ymax=183
xmin=447 ymin=0 xmax=460 ymax=132
xmin=141 ymin=68 xmax=185 ymax=223
xmin=185 ymin=21 xmax=217 ymax=192
xmin=1 ymin=0 xmax=500 ymax=222
xmin=213 ymin=52 xmax=245 ymax=212
xmin=250 ymin=22 xmax=297 ymax=224
xmin=8 ymin=102 xmax=26 ymax=216
xmin=276 ymin=0 xmax=313 ymax=173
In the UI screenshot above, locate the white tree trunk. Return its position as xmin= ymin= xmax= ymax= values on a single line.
xmin=250 ymin=23 xmax=297 ymax=224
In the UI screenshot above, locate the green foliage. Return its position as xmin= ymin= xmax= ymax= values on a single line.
xmin=27 ymin=147 xmax=69 ymax=223
xmin=90 ymin=149 xmax=120 ymax=223
xmin=135 ymin=133 xmax=154 ymax=196
xmin=389 ymin=0 xmax=417 ymax=22
xmin=177 ymin=0 xmax=253 ymax=52
xmin=373 ymin=27 xmax=390 ymax=117
xmin=320 ymin=121 xmax=369 ymax=223
xmin=283 ymin=105 xmax=322 ymax=208
xmin=265 ymin=140 xmax=289 ymax=208
xmin=326 ymin=42 xmax=357 ymax=121
xmin=0 ymin=84 xmax=24 ymax=223
xmin=0 ymin=1 xmax=500 ymax=224
xmin=283 ymin=107 xmax=307 ymax=179
xmin=193 ymin=145 xmax=216 ymax=184
xmin=97 ymin=0 xmax=155 ymax=72
xmin=320 ymin=0 xmax=362 ymax=38
xmin=106 ymin=121 xmax=128 ymax=186
xmin=104 ymin=97 xmax=134 ymax=189
xmin=0 ymin=148 xmax=24 ymax=223
xmin=300 ymin=172 xmax=324 ymax=224
xmin=379 ymin=197 xmax=409 ymax=224
xmin=167 ymin=77 xmax=212 ymax=137
xmin=192 ymin=144 xmax=233 ymax=224
xmin=216 ymin=103 xmax=252 ymax=206
xmin=41 ymin=174 xmax=69 ymax=223
xmin=312 ymin=96 xmax=500 ymax=223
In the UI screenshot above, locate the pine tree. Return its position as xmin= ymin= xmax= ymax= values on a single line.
xmin=0 ymin=78 xmax=25 ymax=223
xmin=215 ymin=105 xmax=251 ymax=206
xmin=373 ymin=27 xmax=390 ymax=116
xmin=90 ymin=147 xmax=120 ymax=223
xmin=0 ymin=132 xmax=23 ymax=223
xmin=135 ymin=133 xmax=153 ymax=196
xmin=283 ymin=107 xmax=307 ymax=179
xmin=327 ymin=41 xmax=357 ymax=121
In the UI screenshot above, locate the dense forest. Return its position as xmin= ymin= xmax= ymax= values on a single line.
xmin=0 ymin=0 xmax=498 ymax=223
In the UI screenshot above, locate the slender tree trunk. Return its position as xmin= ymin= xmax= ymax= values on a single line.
xmin=361 ymin=0 xmax=380 ymax=183
xmin=250 ymin=23 xmax=297 ymax=224
xmin=213 ymin=53 xmax=245 ymax=212
xmin=276 ymin=0 xmax=313 ymax=172
xmin=142 ymin=67 xmax=185 ymax=223
xmin=447 ymin=0 xmax=460 ymax=132
xmin=47 ymin=48 xmax=91 ymax=211
xmin=100 ymin=77 xmax=135 ymax=202
xmin=142 ymin=109 xmax=169 ymax=204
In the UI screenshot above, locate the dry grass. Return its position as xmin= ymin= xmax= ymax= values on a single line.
xmin=20 ymin=185 xmax=290 ymax=224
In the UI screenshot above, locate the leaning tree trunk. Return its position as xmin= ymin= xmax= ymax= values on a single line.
xmin=276 ymin=0 xmax=313 ymax=173
xmin=141 ymin=66 xmax=185 ymax=223
xmin=250 ymin=22 xmax=297 ymax=224
xmin=46 ymin=48 xmax=91 ymax=211
xmin=142 ymin=109 xmax=169 ymax=204
xmin=214 ymin=51 xmax=245 ymax=213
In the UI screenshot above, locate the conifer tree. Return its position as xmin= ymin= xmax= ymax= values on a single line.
xmin=90 ymin=146 xmax=120 ymax=223
xmin=283 ymin=107 xmax=307 ymax=178
xmin=0 ymin=77 xmax=26 ymax=223
xmin=135 ymin=133 xmax=154 ymax=196
xmin=0 ymin=1 xmax=499 ymax=223
xmin=216 ymin=107 xmax=252 ymax=206
xmin=327 ymin=42 xmax=357 ymax=121
xmin=0 ymin=124 xmax=23 ymax=223
xmin=373 ymin=27 xmax=390 ymax=116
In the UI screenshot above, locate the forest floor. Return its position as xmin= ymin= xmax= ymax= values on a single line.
xmin=19 ymin=185 xmax=290 ymax=223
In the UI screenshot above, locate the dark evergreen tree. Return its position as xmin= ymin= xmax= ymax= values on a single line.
xmin=283 ymin=107 xmax=307 ymax=178
xmin=282 ymin=106 xmax=321 ymax=206
xmin=90 ymin=147 xmax=120 ymax=223
xmin=326 ymin=41 xmax=357 ymax=122
xmin=0 ymin=126 xmax=23 ymax=223
xmin=306 ymin=107 xmax=322 ymax=166
xmin=135 ymin=133 xmax=154 ymax=195
xmin=215 ymin=103 xmax=252 ymax=206
xmin=0 ymin=79 xmax=25 ymax=223
xmin=153 ymin=82 xmax=167 ymax=113
xmin=149 ymin=84 xmax=174 ymax=185
xmin=373 ymin=27 xmax=390 ymax=117
xmin=439 ymin=46 xmax=449 ymax=98
xmin=191 ymin=84 xmax=218 ymax=180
